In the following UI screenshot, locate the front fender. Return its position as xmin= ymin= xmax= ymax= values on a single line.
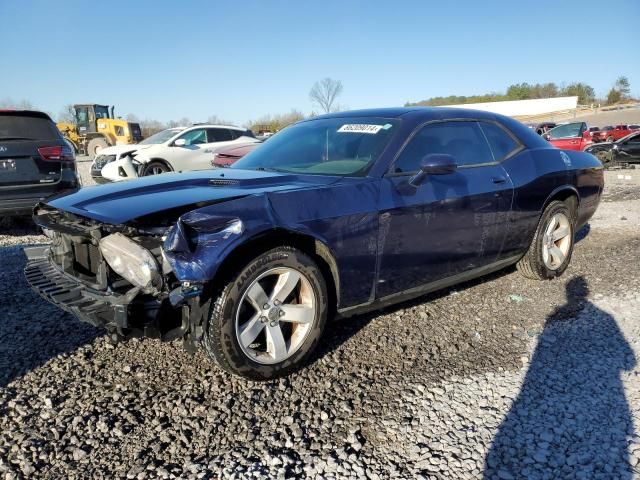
xmin=162 ymin=193 xmax=337 ymax=283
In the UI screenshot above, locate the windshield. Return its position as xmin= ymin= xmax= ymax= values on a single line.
xmin=232 ymin=117 xmax=399 ymax=176
xmin=139 ymin=128 xmax=183 ymax=145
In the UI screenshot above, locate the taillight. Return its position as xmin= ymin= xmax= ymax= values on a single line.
xmin=38 ymin=145 xmax=75 ymax=162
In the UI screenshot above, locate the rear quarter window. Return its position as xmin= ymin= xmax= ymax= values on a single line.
xmin=479 ymin=122 xmax=521 ymax=160
xmin=0 ymin=114 xmax=60 ymax=141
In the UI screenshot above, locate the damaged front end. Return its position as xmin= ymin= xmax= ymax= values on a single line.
xmin=24 ymin=204 xmax=213 ymax=351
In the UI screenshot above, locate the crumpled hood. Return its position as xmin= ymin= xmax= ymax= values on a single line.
xmin=46 ymin=169 xmax=337 ymax=225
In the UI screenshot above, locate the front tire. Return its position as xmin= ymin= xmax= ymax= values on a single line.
xmin=517 ymin=201 xmax=575 ymax=280
xmin=143 ymin=160 xmax=172 ymax=176
xmin=203 ymin=246 xmax=328 ymax=380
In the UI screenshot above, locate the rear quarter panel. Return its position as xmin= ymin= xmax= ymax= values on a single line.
xmin=499 ymin=147 xmax=599 ymax=259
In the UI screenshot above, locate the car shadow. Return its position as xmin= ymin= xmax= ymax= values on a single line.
xmin=0 ymin=215 xmax=40 ymax=237
xmin=484 ymin=276 xmax=636 ymax=479
xmin=0 ymin=245 xmax=99 ymax=388
xmin=313 ymin=263 xmax=517 ymax=364
xmin=575 ymin=223 xmax=591 ymax=243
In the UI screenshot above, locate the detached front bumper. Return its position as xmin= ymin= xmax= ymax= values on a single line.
xmin=24 ymin=246 xmax=131 ymax=332
xmin=23 ymin=246 xmax=206 ymax=346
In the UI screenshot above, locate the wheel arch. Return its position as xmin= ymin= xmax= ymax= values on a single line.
xmin=213 ymin=228 xmax=340 ymax=316
xmin=144 ymin=158 xmax=174 ymax=174
xmin=542 ymin=185 xmax=580 ymax=218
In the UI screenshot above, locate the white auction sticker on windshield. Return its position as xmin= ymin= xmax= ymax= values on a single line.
xmin=337 ymin=124 xmax=383 ymax=134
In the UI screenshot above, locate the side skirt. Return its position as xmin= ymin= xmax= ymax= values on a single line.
xmin=336 ymin=254 xmax=522 ymax=319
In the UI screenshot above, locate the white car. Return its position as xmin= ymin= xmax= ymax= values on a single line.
xmin=95 ymin=125 xmax=259 ymax=182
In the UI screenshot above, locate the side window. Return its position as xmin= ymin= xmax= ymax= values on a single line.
xmin=229 ymin=129 xmax=251 ymax=140
xmin=548 ymin=124 xmax=581 ymax=139
xmin=479 ymin=122 xmax=520 ymax=161
xmin=207 ymin=128 xmax=233 ymax=142
xmin=626 ymin=133 xmax=640 ymax=144
xmin=178 ymin=128 xmax=207 ymax=146
xmin=393 ymin=121 xmax=494 ymax=173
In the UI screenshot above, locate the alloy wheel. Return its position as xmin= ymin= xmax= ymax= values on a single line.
xmin=235 ymin=267 xmax=316 ymax=364
xmin=541 ymin=212 xmax=572 ymax=270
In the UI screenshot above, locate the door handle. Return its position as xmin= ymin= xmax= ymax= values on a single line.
xmin=491 ymin=176 xmax=507 ymax=184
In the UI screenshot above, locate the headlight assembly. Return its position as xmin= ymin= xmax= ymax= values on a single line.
xmin=99 ymin=233 xmax=162 ymax=292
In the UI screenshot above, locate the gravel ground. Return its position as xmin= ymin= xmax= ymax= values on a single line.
xmin=1 ymin=169 xmax=639 ymax=479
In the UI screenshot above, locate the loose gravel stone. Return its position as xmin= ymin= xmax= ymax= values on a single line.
xmin=0 ymin=169 xmax=639 ymax=478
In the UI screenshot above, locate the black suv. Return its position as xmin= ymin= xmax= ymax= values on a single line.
xmin=0 ymin=110 xmax=79 ymax=216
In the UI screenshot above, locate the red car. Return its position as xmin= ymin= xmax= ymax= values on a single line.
xmin=544 ymin=122 xmax=593 ymax=151
xmin=211 ymin=142 xmax=260 ymax=167
xmin=592 ymin=124 xmax=636 ymax=143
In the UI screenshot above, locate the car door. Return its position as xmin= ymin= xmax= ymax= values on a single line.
xmin=615 ymin=133 xmax=640 ymax=163
xmin=376 ymin=120 xmax=514 ymax=298
xmin=162 ymin=128 xmax=209 ymax=172
xmin=548 ymin=123 xmax=585 ymax=151
xmin=174 ymin=128 xmax=235 ymax=172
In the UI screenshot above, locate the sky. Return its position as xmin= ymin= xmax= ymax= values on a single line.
xmin=1 ymin=0 xmax=638 ymax=126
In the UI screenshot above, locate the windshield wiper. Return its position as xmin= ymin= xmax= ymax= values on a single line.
xmin=0 ymin=136 xmax=34 ymax=141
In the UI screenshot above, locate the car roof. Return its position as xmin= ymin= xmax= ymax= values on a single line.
xmin=0 ymin=109 xmax=53 ymax=121
xmin=310 ymin=106 xmax=505 ymax=122
xmin=187 ymin=124 xmax=246 ymax=130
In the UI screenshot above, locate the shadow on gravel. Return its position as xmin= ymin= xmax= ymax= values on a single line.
xmin=315 ymin=265 xmax=517 ymax=365
xmin=484 ymin=277 xmax=636 ymax=479
xmin=0 ymin=216 xmax=39 ymax=236
xmin=0 ymin=245 xmax=99 ymax=388
xmin=575 ymin=223 xmax=590 ymax=244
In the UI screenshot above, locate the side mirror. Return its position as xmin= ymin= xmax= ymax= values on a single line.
xmin=409 ymin=154 xmax=457 ymax=187
xmin=174 ymin=138 xmax=187 ymax=147
xmin=543 ymin=133 xmax=551 ymax=141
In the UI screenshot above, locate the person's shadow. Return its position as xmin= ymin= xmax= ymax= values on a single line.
xmin=485 ymin=277 xmax=636 ymax=479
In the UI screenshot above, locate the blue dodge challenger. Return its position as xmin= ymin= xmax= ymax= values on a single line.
xmin=25 ymin=108 xmax=604 ymax=379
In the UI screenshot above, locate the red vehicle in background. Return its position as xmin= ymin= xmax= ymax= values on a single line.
xmin=592 ymin=124 xmax=636 ymax=143
xmin=211 ymin=142 xmax=260 ymax=167
xmin=544 ymin=122 xmax=593 ymax=151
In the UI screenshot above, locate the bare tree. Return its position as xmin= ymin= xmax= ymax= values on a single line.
xmin=0 ymin=97 xmax=34 ymax=109
xmin=309 ymin=78 xmax=343 ymax=113
xmin=57 ymin=104 xmax=76 ymax=123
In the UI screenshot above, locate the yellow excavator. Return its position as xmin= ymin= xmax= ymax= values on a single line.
xmin=56 ymin=104 xmax=143 ymax=158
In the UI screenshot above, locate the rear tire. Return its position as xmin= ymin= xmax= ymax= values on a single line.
xmin=606 ymin=136 xmax=614 ymax=143
xmin=143 ymin=160 xmax=172 ymax=176
xmin=87 ymin=138 xmax=108 ymax=159
xmin=203 ymin=246 xmax=328 ymax=380
xmin=517 ymin=200 xmax=575 ymax=280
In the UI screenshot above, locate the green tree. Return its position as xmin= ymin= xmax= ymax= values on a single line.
xmin=614 ymin=76 xmax=631 ymax=100
xmin=607 ymin=88 xmax=622 ymax=105
xmin=506 ymin=83 xmax=533 ymax=100
xmin=560 ymin=82 xmax=595 ymax=104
